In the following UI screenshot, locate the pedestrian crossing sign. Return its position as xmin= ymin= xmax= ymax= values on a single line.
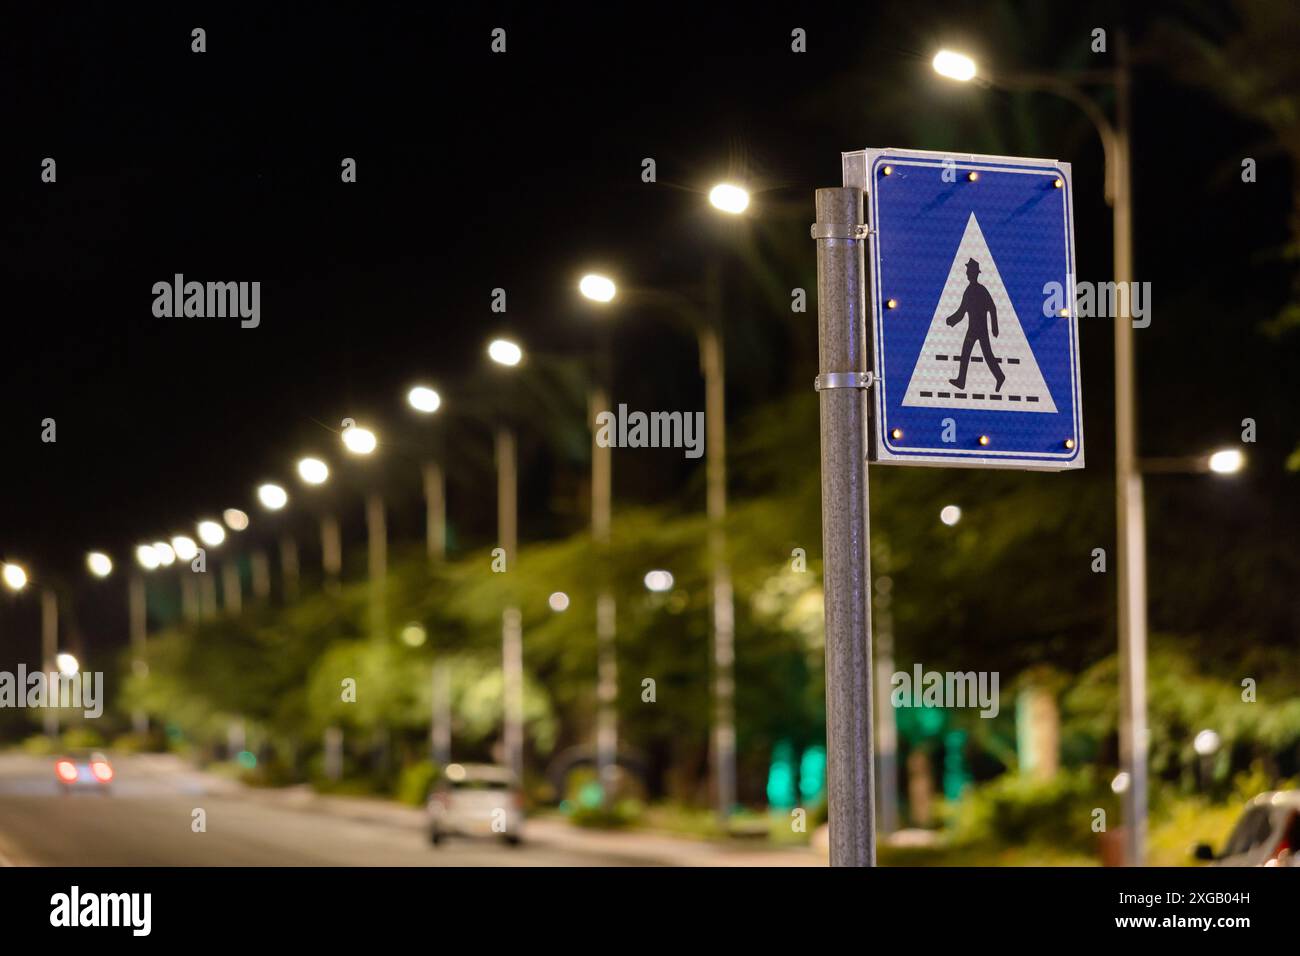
xmin=842 ymin=148 xmax=1084 ymax=470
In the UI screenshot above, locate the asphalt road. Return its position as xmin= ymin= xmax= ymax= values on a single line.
xmin=0 ymin=753 xmax=661 ymax=867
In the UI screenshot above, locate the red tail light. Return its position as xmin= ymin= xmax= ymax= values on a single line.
xmin=55 ymin=760 xmax=78 ymax=783
xmin=91 ymin=761 xmax=114 ymax=783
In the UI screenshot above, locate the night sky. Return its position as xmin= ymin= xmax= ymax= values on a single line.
xmin=3 ymin=3 xmax=1296 ymax=662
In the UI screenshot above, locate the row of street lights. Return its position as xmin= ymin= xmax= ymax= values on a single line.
xmin=3 ymin=179 xmax=753 ymax=815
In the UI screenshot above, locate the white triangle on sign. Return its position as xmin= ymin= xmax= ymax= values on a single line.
xmin=901 ymin=212 xmax=1057 ymax=414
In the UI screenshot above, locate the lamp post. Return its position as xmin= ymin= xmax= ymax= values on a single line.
xmin=255 ymin=484 xmax=288 ymax=601
xmin=340 ymin=425 xmax=385 ymax=641
xmin=295 ymin=455 xmax=334 ymax=594
xmin=407 ymin=386 xmax=448 ymax=566
xmin=487 ymin=337 xmax=526 ymax=785
xmin=221 ymin=509 xmax=249 ymax=612
xmin=1 ymin=563 xmax=60 ymax=738
xmin=130 ymin=544 xmax=161 ymax=734
xmin=934 ymin=37 xmax=1145 ymax=863
xmin=579 ymin=274 xmax=620 ymax=802
xmin=577 ymin=178 xmax=748 ymax=821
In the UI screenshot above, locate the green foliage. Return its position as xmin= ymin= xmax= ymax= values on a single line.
xmin=396 ymin=760 xmax=438 ymax=807
xmin=948 ymin=767 xmax=1115 ymax=853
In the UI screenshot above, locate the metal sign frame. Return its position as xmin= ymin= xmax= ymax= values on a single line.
xmin=843 ymin=147 xmax=1084 ymax=471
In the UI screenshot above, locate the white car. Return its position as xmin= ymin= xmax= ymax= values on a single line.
xmin=1195 ymin=791 xmax=1300 ymax=866
xmin=54 ymin=751 xmax=114 ymax=794
xmin=427 ymin=763 xmax=523 ymax=846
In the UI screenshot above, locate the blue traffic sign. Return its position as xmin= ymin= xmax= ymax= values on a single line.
xmin=843 ymin=148 xmax=1084 ymax=470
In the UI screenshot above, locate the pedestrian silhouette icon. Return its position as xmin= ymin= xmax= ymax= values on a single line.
xmin=900 ymin=211 xmax=1057 ymax=414
xmin=944 ymin=258 xmax=1005 ymax=393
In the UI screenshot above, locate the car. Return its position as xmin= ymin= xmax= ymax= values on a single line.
xmin=427 ymin=763 xmax=523 ymax=846
xmin=1194 ymin=791 xmax=1300 ymax=866
xmin=54 ymin=751 xmax=114 ymax=795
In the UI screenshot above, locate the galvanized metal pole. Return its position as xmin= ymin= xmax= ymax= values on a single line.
xmin=813 ymin=186 xmax=876 ymax=866
xmin=180 ymin=574 xmax=199 ymax=622
xmin=198 ymin=570 xmax=218 ymax=620
xmin=590 ymin=385 xmax=618 ymax=801
xmin=41 ymin=588 xmax=58 ymax=737
xmin=497 ymin=427 xmax=524 ymax=783
xmin=431 ymin=661 xmax=451 ymax=765
xmin=699 ymin=315 xmax=736 ymax=822
xmin=279 ymin=534 xmax=300 ymax=603
xmin=1112 ymin=29 xmax=1147 ymax=867
xmin=250 ymin=550 xmax=271 ymax=601
xmin=221 ymin=561 xmax=243 ymax=614
xmin=128 ymin=574 xmax=148 ymax=734
xmin=423 ymin=461 xmax=447 ymax=564
xmin=320 ymin=514 xmax=342 ymax=592
xmin=366 ymin=492 xmax=387 ymax=641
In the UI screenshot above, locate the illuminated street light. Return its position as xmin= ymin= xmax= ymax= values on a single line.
xmin=407 ymin=386 xmax=442 ymax=414
xmin=136 ymin=544 xmax=161 ymax=571
xmin=579 ymin=274 xmax=617 ymax=303
xmin=940 ymin=504 xmax=963 ymax=526
xmin=548 ymin=591 xmax=570 ymax=612
xmin=2 ymin=562 xmax=28 ymax=591
xmin=644 ymin=569 xmax=674 ymax=593
xmin=297 ymin=457 xmax=330 ymax=485
xmin=932 ymin=49 xmax=977 ymax=82
xmin=487 ymin=338 xmax=524 ymax=367
xmin=341 ymin=425 xmax=378 ymax=455
xmin=86 ymin=552 xmax=113 ymax=578
xmin=171 ymin=536 xmax=199 ymax=562
xmin=152 ymin=542 xmax=176 ymax=567
xmin=1208 ymin=448 xmax=1244 ymax=475
xmin=257 ymin=483 xmax=288 ymax=511
xmin=400 ymin=622 xmax=427 ymax=647
xmin=223 ymin=508 xmax=250 ymax=531
xmin=197 ymin=520 xmax=226 ymax=547
xmin=56 ymin=652 xmax=79 ymax=676
xmin=1193 ymin=729 xmax=1221 ymax=756
xmin=708 ymin=183 xmax=750 ymax=215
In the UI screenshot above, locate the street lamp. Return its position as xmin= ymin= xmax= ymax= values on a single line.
xmin=579 ymin=273 xmax=617 ymax=303
xmin=172 ymin=536 xmax=199 ymax=561
xmin=1208 ymin=449 xmax=1245 ymax=475
xmin=86 ymin=552 xmax=113 ymax=579
xmin=487 ymin=338 xmax=523 ymax=368
xmin=407 ymin=385 xmax=448 ymax=565
xmin=487 ymin=335 xmax=526 ymax=786
xmin=576 ymin=277 xmax=622 ymax=805
xmin=297 ymin=457 xmax=330 ymax=485
xmin=129 ymin=546 xmax=156 ymax=733
xmin=940 ymin=505 xmax=963 ymax=527
xmin=257 ymin=483 xmax=288 ymax=511
xmin=151 ymin=542 xmax=176 ymax=567
xmin=223 ymin=508 xmax=250 ymax=531
xmin=407 ymin=385 xmax=442 ymax=414
xmin=342 ymin=425 xmax=378 ymax=455
xmin=644 ymin=569 xmax=674 ymax=592
xmin=5 ymin=562 xmax=62 ymax=735
xmin=295 ymin=454 xmax=343 ymax=590
xmin=932 ymin=49 xmax=977 ymax=82
xmin=934 ymin=34 xmax=1144 ymax=864
xmin=197 ymin=519 xmax=226 ymax=546
xmin=2 ymin=562 xmax=29 ymax=591
xmin=581 ymin=253 xmax=738 ymax=821
xmin=708 ymin=182 xmax=750 ymax=215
